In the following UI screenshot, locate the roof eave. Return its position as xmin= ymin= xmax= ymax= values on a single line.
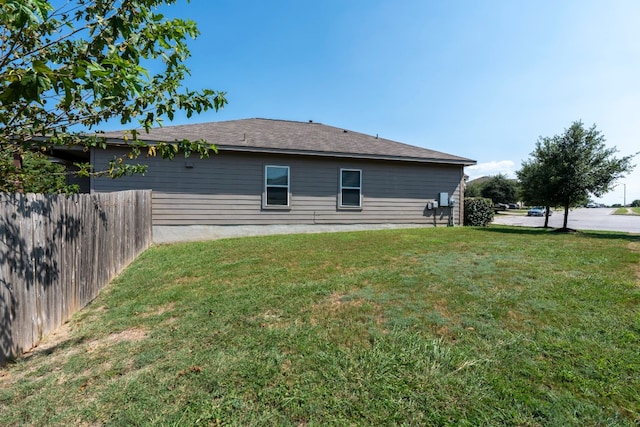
xmin=217 ymin=145 xmax=476 ymax=166
xmin=99 ymin=138 xmax=476 ymax=166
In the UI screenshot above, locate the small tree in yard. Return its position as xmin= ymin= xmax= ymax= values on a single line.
xmin=518 ymin=121 xmax=636 ymax=231
xmin=0 ymin=0 xmax=227 ymax=191
xmin=517 ymin=156 xmax=555 ymax=227
xmin=631 ymin=200 xmax=640 ymax=208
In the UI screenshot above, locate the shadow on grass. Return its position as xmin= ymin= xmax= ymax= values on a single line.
xmin=478 ymin=224 xmax=640 ymax=243
xmin=18 ymin=335 xmax=88 ymax=364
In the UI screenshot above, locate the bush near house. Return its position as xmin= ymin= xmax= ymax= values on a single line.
xmin=464 ymin=197 xmax=494 ymax=226
xmin=0 ymin=151 xmax=78 ymax=194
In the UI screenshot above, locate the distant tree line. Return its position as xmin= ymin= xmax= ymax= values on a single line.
xmin=466 ymin=121 xmax=636 ymax=231
xmin=466 ymin=175 xmax=517 ymax=205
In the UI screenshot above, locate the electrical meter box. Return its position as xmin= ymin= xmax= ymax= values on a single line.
xmin=427 ymin=201 xmax=439 ymax=210
xmin=438 ymin=192 xmax=449 ymax=207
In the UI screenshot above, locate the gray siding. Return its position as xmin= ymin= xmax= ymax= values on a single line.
xmin=65 ymin=163 xmax=90 ymax=193
xmin=91 ymin=149 xmax=464 ymax=226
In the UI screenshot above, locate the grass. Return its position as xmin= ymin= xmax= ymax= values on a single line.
xmin=1 ymin=226 xmax=639 ymax=426
xmin=495 ymin=209 xmax=528 ymax=216
xmin=614 ymin=207 xmax=640 ymax=215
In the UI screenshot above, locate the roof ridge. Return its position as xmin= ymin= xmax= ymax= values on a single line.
xmin=251 ymin=117 xmax=323 ymax=125
xmin=95 ymin=118 xmax=475 ymax=165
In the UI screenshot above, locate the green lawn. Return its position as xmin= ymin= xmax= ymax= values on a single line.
xmin=1 ymin=226 xmax=639 ymax=426
xmin=614 ymin=207 xmax=640 ymax=215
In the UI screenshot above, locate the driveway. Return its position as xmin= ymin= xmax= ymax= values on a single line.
xmin=492 ymin=208 xmax=640 ymax=234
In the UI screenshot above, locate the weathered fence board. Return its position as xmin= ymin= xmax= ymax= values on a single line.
xmin=0 ymin=190 xmax=152 ymax=364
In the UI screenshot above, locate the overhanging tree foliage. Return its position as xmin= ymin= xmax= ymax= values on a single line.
xmin=517 ymin=121 xmax=636 ymax=231
xmin=0 ymin=0 xmax=227 ymax=189
xmin=0 ymin=150 xmax=78 ymax=193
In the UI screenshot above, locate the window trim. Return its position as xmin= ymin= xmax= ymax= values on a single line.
xmin=263 ymin=165 xmax=290 ymax=209
xmin=338 ymin=168 xmax=362 ymax=209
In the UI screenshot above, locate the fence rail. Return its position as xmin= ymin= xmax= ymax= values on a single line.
xmin=1 ymin=190 xmax=152 ymax=364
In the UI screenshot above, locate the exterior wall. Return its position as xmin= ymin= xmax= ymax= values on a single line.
xmin=91 ymin=149 xmax=464 ymax=226
xmin=64 ymin=162 xmax=90 ymax=193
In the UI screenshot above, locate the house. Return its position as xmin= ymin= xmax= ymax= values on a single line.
xmin=78 ymin=118 xmax=475 ymax=227
xmin=466 ymin=176 xmax=492 ymax=187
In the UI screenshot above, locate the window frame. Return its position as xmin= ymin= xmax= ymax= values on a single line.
xmin=338 ymin=168 xmax=362 ymax=209
xmin=263 ymin=165 xmax=291 ymax=209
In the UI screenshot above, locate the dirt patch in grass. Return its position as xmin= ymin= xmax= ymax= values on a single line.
xmin=316 ymin=292 xmax=367 ymax=314
xmin=430 ymin=298 xmax=461 ymax=340
xmin=174 ymin=276 xmax=201 ymax=286
xmin=106 ymin=328 xmax=147 ymax=343
xmin=307 ymin=292 xmax=387 ymax=329
xmin=82 ymin=327 xmax=147 ymax=355
xmin=502 ymin=309 xmax=537 ymax=333
xmin=432 ymin=298 xmax=455 ymax=320
xmin=249 ymin=309 xmax=289 ymax=329
xmin=435 ymin=325 xmax=457 ymax=340
xmin=1 ymin=322 xmax=81 ymax=385
xmin=137 ymin=302 xmax=176 ymax=319
xmin=16 ymin=321 xmax=80 ymax=367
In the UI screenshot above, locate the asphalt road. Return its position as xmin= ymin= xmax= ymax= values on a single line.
xmin=492 ymin=208 xmax=640 ymax=234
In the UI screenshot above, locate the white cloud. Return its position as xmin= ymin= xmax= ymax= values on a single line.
xmin=465 ymin=160 xmax=516 ymax=181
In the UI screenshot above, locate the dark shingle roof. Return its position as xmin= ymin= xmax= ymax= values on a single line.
xmin=100 ymin=118 xmax=475 ymax=165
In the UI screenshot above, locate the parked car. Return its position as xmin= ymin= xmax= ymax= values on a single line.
xmin=508 ymin=203 xmax=519 ymax=209
xmin=527 ymin=206 xmax=552 ymax=217
xmin=586 ymin=202 xmax=597 ymax=208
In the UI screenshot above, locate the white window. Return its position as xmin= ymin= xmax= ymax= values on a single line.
xmin=339 ymin=169 xmax=362 ymax=208
xmin=264 ymin=165 xmax=290 ymax=207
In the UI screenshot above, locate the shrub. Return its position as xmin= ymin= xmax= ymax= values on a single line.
xmin=631 ymin=199 xmax=640 ymax=208
xmin=464 ymin=197 xmax=494 ymax=226
xmin=0 ymin=151 xmax=79 ymax=194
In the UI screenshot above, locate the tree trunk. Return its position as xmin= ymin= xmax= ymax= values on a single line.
xmin=563 ymin=205 xmax=570 ymax=230
xmin=544 ymin=205 xmax=550 ymax=228
xmin=13 ymin=152 xmax=23 ymax=193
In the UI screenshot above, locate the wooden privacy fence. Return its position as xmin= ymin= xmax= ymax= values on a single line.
xmin=0 ymin=190 xmax=152 ymax=364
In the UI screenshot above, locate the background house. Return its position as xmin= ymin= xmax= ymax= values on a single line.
xmin=84 ymin=118 xmax=475 ymax=227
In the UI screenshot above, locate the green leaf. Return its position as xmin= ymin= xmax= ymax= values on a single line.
xmin=32 ymin=60 xmax=52 ymax=74
xmin=1 ymin=0 xmax=226 ymax=181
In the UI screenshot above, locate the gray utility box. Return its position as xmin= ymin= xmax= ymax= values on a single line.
xmin=439 ymin=192 xmax=449 ymax=207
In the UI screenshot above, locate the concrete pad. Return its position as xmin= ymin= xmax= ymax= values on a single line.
xmin=492 ymin=208 xmax=640 ymax=234
xmin=153 ymin=223 xmax=436 ymax=244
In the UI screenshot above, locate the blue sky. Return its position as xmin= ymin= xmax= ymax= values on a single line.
xmin=148 ymin=0 xmax=639 ymax=205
